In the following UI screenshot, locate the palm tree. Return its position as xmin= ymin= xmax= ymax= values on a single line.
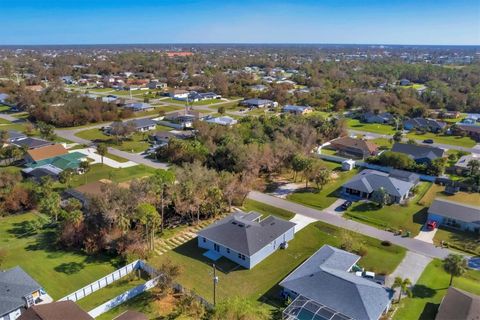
xmin=391 ymin=277 xmax=412 ymax=303
xmin=97 ymin=143 xmax=108 ymax=165
xmin=443 ymin=254 xmax=467 ymax=286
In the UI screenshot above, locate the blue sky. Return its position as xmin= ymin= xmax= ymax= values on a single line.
xmin=0 ymin=0 xmax=479 ymax=45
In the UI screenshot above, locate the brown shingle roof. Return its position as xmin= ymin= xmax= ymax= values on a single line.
xmin=26 ymin=144 xmax=68 ymax=162
xmin=18 ymin=301 xmax=93 ymax=320
xmin=330 ymin=137 xmax=378 ymax=155
xmin=436 ymin=287 xmax=480 ymax=320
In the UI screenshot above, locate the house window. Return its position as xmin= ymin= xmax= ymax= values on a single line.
xmin=227 ymin=248 xmax=230 ymax=254
xmin=238 ymin=254 xmax=245 ymax=260
xmin=202 ymin=237 xmax=206 ymax=243
xmin=214 ymin=243 xmax=220 ymax=252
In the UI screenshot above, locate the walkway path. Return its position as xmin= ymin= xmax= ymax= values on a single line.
xmin=247 ymin=191 xmax=454 ymax=259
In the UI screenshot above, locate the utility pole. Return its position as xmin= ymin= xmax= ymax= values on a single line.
xmin=212 ymin=263 xmax=218 ymax=306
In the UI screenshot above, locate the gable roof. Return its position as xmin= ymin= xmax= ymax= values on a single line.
xmin=242 ymin=98 xmax=273 ymax=106
xmin=331 ymin=137 xmax=378 ymax=155
xmin=6 ymin=130 xmax=27 ymax=142
xmin=404 ymin=117 xmax=446 ymax=130
xmin=126 ymin=118 xmax=157 ymax=129
xmin=28 ymin=152 xmax=86 ymax=170
xmin=280 ymin=245 xmax=391 ymax=320
xmin=391 ymin=142 xmax=444 ymax=161
xmin=197 ymin=212 xmax=295 ymax=256
xmin=283 ymin=105 xmax=311 ymax=112
xmin=342 ymin=169 xmax=414 ymax=198
xmin=18 ymin=301 xmax=93 ymax=320
xmin=428 ymin=198 xmax=480 ymax=224
xmin=0 ymin=266 xmax=42 ymax=316
xmin=26 ymin=144 xmax=68 ymax=162
xmin=436 ymin=287 xmax=480 ymax=320
xmin=13 ymin=137 xmax=53 ymax=150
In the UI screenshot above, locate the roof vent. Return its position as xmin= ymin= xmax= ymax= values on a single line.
xmin=270 ymin=222 xmax=276 ymax=226
xmin=232 ymin=221 xmax=237 ymax=225
xmin=238 ymin=224 xmax=244 ymax=228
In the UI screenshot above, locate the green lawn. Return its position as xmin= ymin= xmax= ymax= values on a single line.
xmin=371 ymin=138 xmax=393 ymax=149
xmin=154 ymin=104 xmax=184 ymax=113
xmin=344 ymin=182 xmax=432 ymax=236
xmin=418 ymin=183 xmax=480 ymax=207
xmin=75 ymin=128 xmax=151 ymax=153
xmin=94 ymin=291 xmax=161 ymax=320
xmin=152 ymin=221 xmax=406 ymax=307
xmin=394 ymin=259 xmax=480 ymax=320
xmin=76 ymin=272 xmax=149 ymax=312
xmin=242 ymin=199 xmax=295 ymax=220
xmin=70 ymin=163 xmax=157 ymax=187
xmin=287 ymin=167 xmax=358 ymax=210
xmin=104 ymin=152 xmax=129 ymax=163
xmin=0 ymin=104 xmax=11 ymax=112
xmin=406 ymin=131 xmax=476 ymax=148
xmin=0 ymin=118 xmax=11 ymax=124
xmin=346 ymin=118 xmax=396 ymax=135
xmin=0 ymin=212 xmax=121 ymax=299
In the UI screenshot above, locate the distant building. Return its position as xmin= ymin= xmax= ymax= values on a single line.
xmin=12 ymin=138 xmax=53 ymax=150
xmin=391 ymin=142 xmax=445 ymax=164
xmin=456 ymin=124 xmax=480 ymax=142
xmin=399 ymin=79 xmax=411 ymax=86
xmin=169 ymin=90 xmax=190 ymax=100
xmin=240 ymin=98 xmax=277 ymax=109
xmin=204 ymin=115 xmax=238 ymax=126
xmin=124 ymin=118 xmax=157 ymax=132
xmin=452 ymin=153 xmax=479 ymax=175
xmin=166 ymin=51 xmax=194 ymax=58
xmin=362 ymin=112 xmax=394 ymax=124
xmin=282 ymin=105 xmax=313 ymax=115
xmin=403 ymin=118 xmax=446 ymax=133
xmin=435 ymin=287 xmax=480 ymax=320
xmin=124 ymin=102 xmax=153 ymax=112
xmin=25 ymin=144 xmax=69 ymax=163
xmin=329 ymin=137 xmax=379 ymax=159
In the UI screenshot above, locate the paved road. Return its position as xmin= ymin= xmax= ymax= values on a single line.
xmin=348 ymin=129 xmax=480 ymax=154
xmin=248 ymin=191 xmax=454 ymax=259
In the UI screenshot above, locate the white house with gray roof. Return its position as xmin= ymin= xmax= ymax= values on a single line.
xmin=342 ymin=169 xmax=415 ymax=204
xmin=0 ymin=266 xmax=45 ymax=320
xmin=427 ymin=198 xmax=480 ymax=234
xmin=197 ymin=211 xmax=295 ymax=269
xmin=281 ymin=245 xmax=393 ymax=320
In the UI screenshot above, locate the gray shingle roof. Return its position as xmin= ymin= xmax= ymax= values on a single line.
xmin=12 ymin=137 xmax=53 ymax=150
xmin=126 ymin=118 xmax=157 ymax=129
xmin=197 ymin=212 xmax=295 ymax=256
xmin=342 ymin=169 xmax=414 ymax=198
xmin=428 ymin=198 xmax=480 ymax=224
xmin=0 ymin=266 xmax=42 ymax=315
xmin=391 ymin=143 xmax=444 ymax=161
xmin=280 ymin=245 xmax=392 ymax=320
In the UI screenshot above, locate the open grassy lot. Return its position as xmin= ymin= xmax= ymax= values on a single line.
xmin=103 ymin=152 xmax=129 ymax=163
xmin=76 ymin=272 xmax=149 ymax=312
xmin=394 ymin=259 xmax=480 ymax=320
xmin=418 ymin=183 xmax=480 ymax=207
xmin=75 ymin=128 xmax=151 ymax=153
xmin=370 ymin=137 xmax=393 ymax=149
xmin=152 ymin=221 xmax=405 ymax=307
xmin=406 ymin=131 xmax=476 ymax=148
xmin=242 ymin=199 xmax=295 ymax=220
xmin=287 ymin=166 xmax=358 ymax=210
xmin=344 ymin=182 xmax=432 ymax=236
xmin=346 ymin=118 xmax=396 ymax=135
xmin=0 ymin=212 xmax=121 ymax=299
xmin=70 ymin=163 xmax=156 ymax=187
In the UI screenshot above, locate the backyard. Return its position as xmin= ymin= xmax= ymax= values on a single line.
xmin=394 ymin=259 xmax=480 ymax=320
xmin=0 ymin=212 xmax=122 ymax=299
xmin=151 ymin=221 xmax=406 ymax=308
xmin=344 ymin=182 xmax=432 ymax=236
xmin=346 ymin=118 xmax=396 ymax=135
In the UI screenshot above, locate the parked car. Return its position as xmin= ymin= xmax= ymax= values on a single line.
xmin=340 ymin=200 xmax=353 ymax=210
xmin=426 ymin=220 xmax=438 ymax=230
xmin=423 ymin=139 xmax=434 ymax=144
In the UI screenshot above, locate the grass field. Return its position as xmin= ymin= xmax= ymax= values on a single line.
xmin=70 ymin=163 xmax=157 ymax=187
xmin=242 ymin=199 xmax=295 ymax=220
xmin=0 ymin=105 xmax=11 ymax=112
xmin=346 ymin=119 xmax=396 ymax=135
xmin=151 ymin=221 xmax=406 ymax=308
xmin=287 ymin=167 xmax=358 ymax=210
xmin=406 ymin=131 xmax=476 ymax=148
xmin=75 ymin=128 xmax=151 ymax=153
xmin=344 ymin=182 xmax=432 ymax=236
xmin=394 ymin=259 xmax=480 ymax=320
xmin=0 ymin=212 xmax=121 ymax=299
xmin=418 ymin=183 xmax=480 ymax=207
xmin=104 ymin=152 xmax=129 ymax=163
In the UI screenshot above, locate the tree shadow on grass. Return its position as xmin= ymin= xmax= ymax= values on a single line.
xmin=8 ymin=221 xmax=40 ymax=238
xmin=54 ymin=262 xmax=85 ymax=274
xmin=412 ymin=284 xmax=436 ymax=298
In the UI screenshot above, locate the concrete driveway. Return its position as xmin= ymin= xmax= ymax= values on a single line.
xmin=386 ymin=251 xmax=432 ymax=288
xmin=324 ymin=198 xmax=347 ymax=214
xmin=74 ymin=148 xmax=138 ymax=168
xmin=414 ymin=227 xmax=438 ymax=244
xmin=291 ymin=214 xmax=317 ymax=232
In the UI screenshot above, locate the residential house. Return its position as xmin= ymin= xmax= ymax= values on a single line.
xmin=22 ymin=166 xmax=61 ymax=182
xmin=0 ymin=266 xmax=46 ymax=320
xmin=124 ymin=103 xmax=153 ymax=112
xmin=147 ymin=81 xmax=167 ymax=90
xmin=197 ymin=211 xmax=296 ymax=269
xmin=204 ymin=115 xmax=238 ymax=126
xmin=24 ymin=144 xmax=69 ymax=163
xmin=150 ymin=130 xmax=194 ymax=146
xmin=329 ymin=137 xmax=379 ymax=159
xmin=282 ymin=105 xmax=313 ymax=115
xmin=427 ymin=198 xmax=480 ymax=234
xmin=391 ymin=142 xmax=445 ymax=164
xmin=125 ymin=118 xmax=157 ymax=132
xmin=456 ymin=124 xmax=480 ymax=142
xmin=18 ymin=301 xmax=93 ymax=320
xmin=281 ymin=245 xmax=393 ymax=320
xmin=188 ymin=92 xmax=221 ymax=101
xmin=435 ymin=287 xmax=480 ymax=320
xmin=240 ymin=98 xmax=277 ymax=109
xmin=342 ymin=169 xmax=415 ymax=203
xmin=24 ymin=152 xmax=87 ymax=174
xmin=250 ymin=84 xmax=267 ymax=92
xmin=362 ymin=112 xmax=394 ymax=124
xmin=388 ymin=169 xmax=420 ymax=184
xmin=4 ymin=131 xmax=27 ymax=144
xmin=403 ymin=118 xmax=446 ymax=133
xmin=451 ymin=153 xmax=479 ymax=175
xmin=169 ymin=90 xmax=190 ymax=100
xmin=164 ymin=112 xmax=199 ymax=129
xmin=101 ymin=96 xmax=118 ymax=104
xmin=12 ymin=138 xmax=53 ymax=150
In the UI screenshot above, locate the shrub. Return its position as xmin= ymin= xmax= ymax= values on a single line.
xmin=381 ymin=240 xmax=392 ymax=246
